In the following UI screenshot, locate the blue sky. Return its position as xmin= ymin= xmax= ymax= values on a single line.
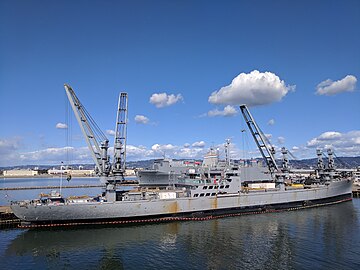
xmin=0 ymin=0 xmax=359 ymax=166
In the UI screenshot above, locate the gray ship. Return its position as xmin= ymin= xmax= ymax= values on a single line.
xmin=137 ymin=140 xmax=272 ymax=186
xmin=10 ymin=85 xmax=354 ymax=227
xmin=136 ymin=158 xmax=202 ymax=186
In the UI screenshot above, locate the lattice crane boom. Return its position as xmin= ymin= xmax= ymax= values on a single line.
xmin=240 ymin=105 xmax=279 ymax=173
xmin=64 ymin=84 xmax=111 ymax=176
xmin=112 ymin=92 xmax=128 ymax=176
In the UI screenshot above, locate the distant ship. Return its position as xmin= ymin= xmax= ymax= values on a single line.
xmin=10 ymin=85 xmax=354 ymax=228
xmin=137 ymin=142 xmax=272 ymax=187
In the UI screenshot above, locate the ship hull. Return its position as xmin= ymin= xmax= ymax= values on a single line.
xmin=11 ymin=180 xmax=352 ymax=226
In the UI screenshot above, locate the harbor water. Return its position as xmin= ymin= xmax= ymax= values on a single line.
xmin=0 ymin=177 xmax=104 ymax=206
xmin=1 ymin=178 xmax=360 ymax=269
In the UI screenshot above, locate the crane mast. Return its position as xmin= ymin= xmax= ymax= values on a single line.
xmin=112 ymin=93 xmax=128 ymax=177
xmin=240 ymin=105 xmax=279 ymax=174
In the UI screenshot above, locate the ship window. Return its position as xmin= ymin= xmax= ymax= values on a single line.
xmin=215 ymin=186 xmax=218 ymax=188
xmin=200 ymin=193 xmax=205 ymax=197
xmin=211 ymin=193 xmax=216 ymax=196
xmin=209 ymin=186 xmax=213 ymax=189
xmin=194 ymin=194 xmax=199 ymax=197
xmin=220 ymin=185 xmax=224 ymax=189
xmin=225 ymin=185 xmax=230 ymax=188
xmin=206 ymin=193 xmax=210 ymax=196
xmin=203 ymin=186 xmax=208 ymax=190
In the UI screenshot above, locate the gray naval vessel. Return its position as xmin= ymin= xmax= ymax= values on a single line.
xmin=10 ymin=85 xmax=354 ymax=227
xmin=137 ymin=140 xmax=273 ymax=187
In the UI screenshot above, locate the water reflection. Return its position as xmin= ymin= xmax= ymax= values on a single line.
xmin=4 ymin=201 xmax=359 ymax=269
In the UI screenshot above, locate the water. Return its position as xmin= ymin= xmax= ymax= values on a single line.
xmin=1 ymin=178 xmax=360 ymax=269
xmin=0 ymin=177 xmax=104 ymax=205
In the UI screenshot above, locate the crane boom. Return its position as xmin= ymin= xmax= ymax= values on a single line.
xmin=240 ymin=105 xmax=279 ymax=173
xmin=112 ymin=92 xmax=128 ymax=176
xmin=64 ymin=84 xmax=111 ymax=176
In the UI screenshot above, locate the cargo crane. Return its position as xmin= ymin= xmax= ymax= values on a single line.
xmin=240 ymin=105 xmax=279 ymax=175
xmin=240 ymin=105 xmax=291 ymax=189
xmin=64 ymin=84 xmax=128 ymax=200
xmin=112 ymin=93 xmax=128 ymax=179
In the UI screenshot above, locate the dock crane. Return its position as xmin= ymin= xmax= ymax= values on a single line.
xmin=64 ymin=84 xmax=128 ymax=200
xmin=112 ymin=92 xmax=128 ymax=179
xmin=240 ymin=105 xmax=292 ymax=189
xmin=240 ymin=105 xmax=279 ymax=175
xmin=240 ymin=105 xmax=346 ymax=186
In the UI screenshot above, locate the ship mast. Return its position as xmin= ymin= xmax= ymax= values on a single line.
xmin=225 ymin=139 xmax=231 ymax=167
xmin=240 ymin=105 xmax=279 ymax=174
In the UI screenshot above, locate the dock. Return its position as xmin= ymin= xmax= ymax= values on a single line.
xmin=0 ymin=206 xmax=20 ymax=228
xmin=353 ymin=186 xmax=360 ymax=198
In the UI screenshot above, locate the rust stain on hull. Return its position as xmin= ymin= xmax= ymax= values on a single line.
xmin=211 ymin=197 xmax=218 ymax=209
xmin=167 ymin=201 xmax=179 ymax=213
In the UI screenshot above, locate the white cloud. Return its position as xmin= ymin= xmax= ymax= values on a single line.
xmin=0 ymin=137 xmax=22 ymax=165
xmin=174 ymin=147 xmax=207 ymax=159
xmin=151 ymin=143 xmax=177 ymax=152
xmin=307 ymin=131 xmax=342 ymax=147
xmin=135 ymin=115 xmax=149 ymax=124
xmin=316 ymin=75 xmax=357 ymax=95
xmin=208 ymin=70 xmax=295 ymax=107
xmin=306 ymin=130 xmax=360 ymax=156
xmin=106 ymin=130 xmax=116 ymax=136
xmin=149 ymin=92 xmax=183 ymax=108
xmin=127 ymin=141 xmax=210 ymax=160
xmin=277 ymin=136 xmax=285 ymax=144
xmin=268 ymin=119 xmax=275 ymax=126
xmin=2 ymin=128 xmax=359 ymax=166
xmin=192 ymin=141 xmax=206 ymax=148
xmin=126 ymin=145 xmax=154 ymax=159
xmin=318 ymin=131 xmax=342 ymax=140
xmin=207 ymin=105 xmax=238 ymax=117
xmin=15 ymin=146 xmax=92 ymax=165
xmin=0 ymin=137 xmax=21 ymax=153
xmin=56 ymin=123 xmax=68 ymax=129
